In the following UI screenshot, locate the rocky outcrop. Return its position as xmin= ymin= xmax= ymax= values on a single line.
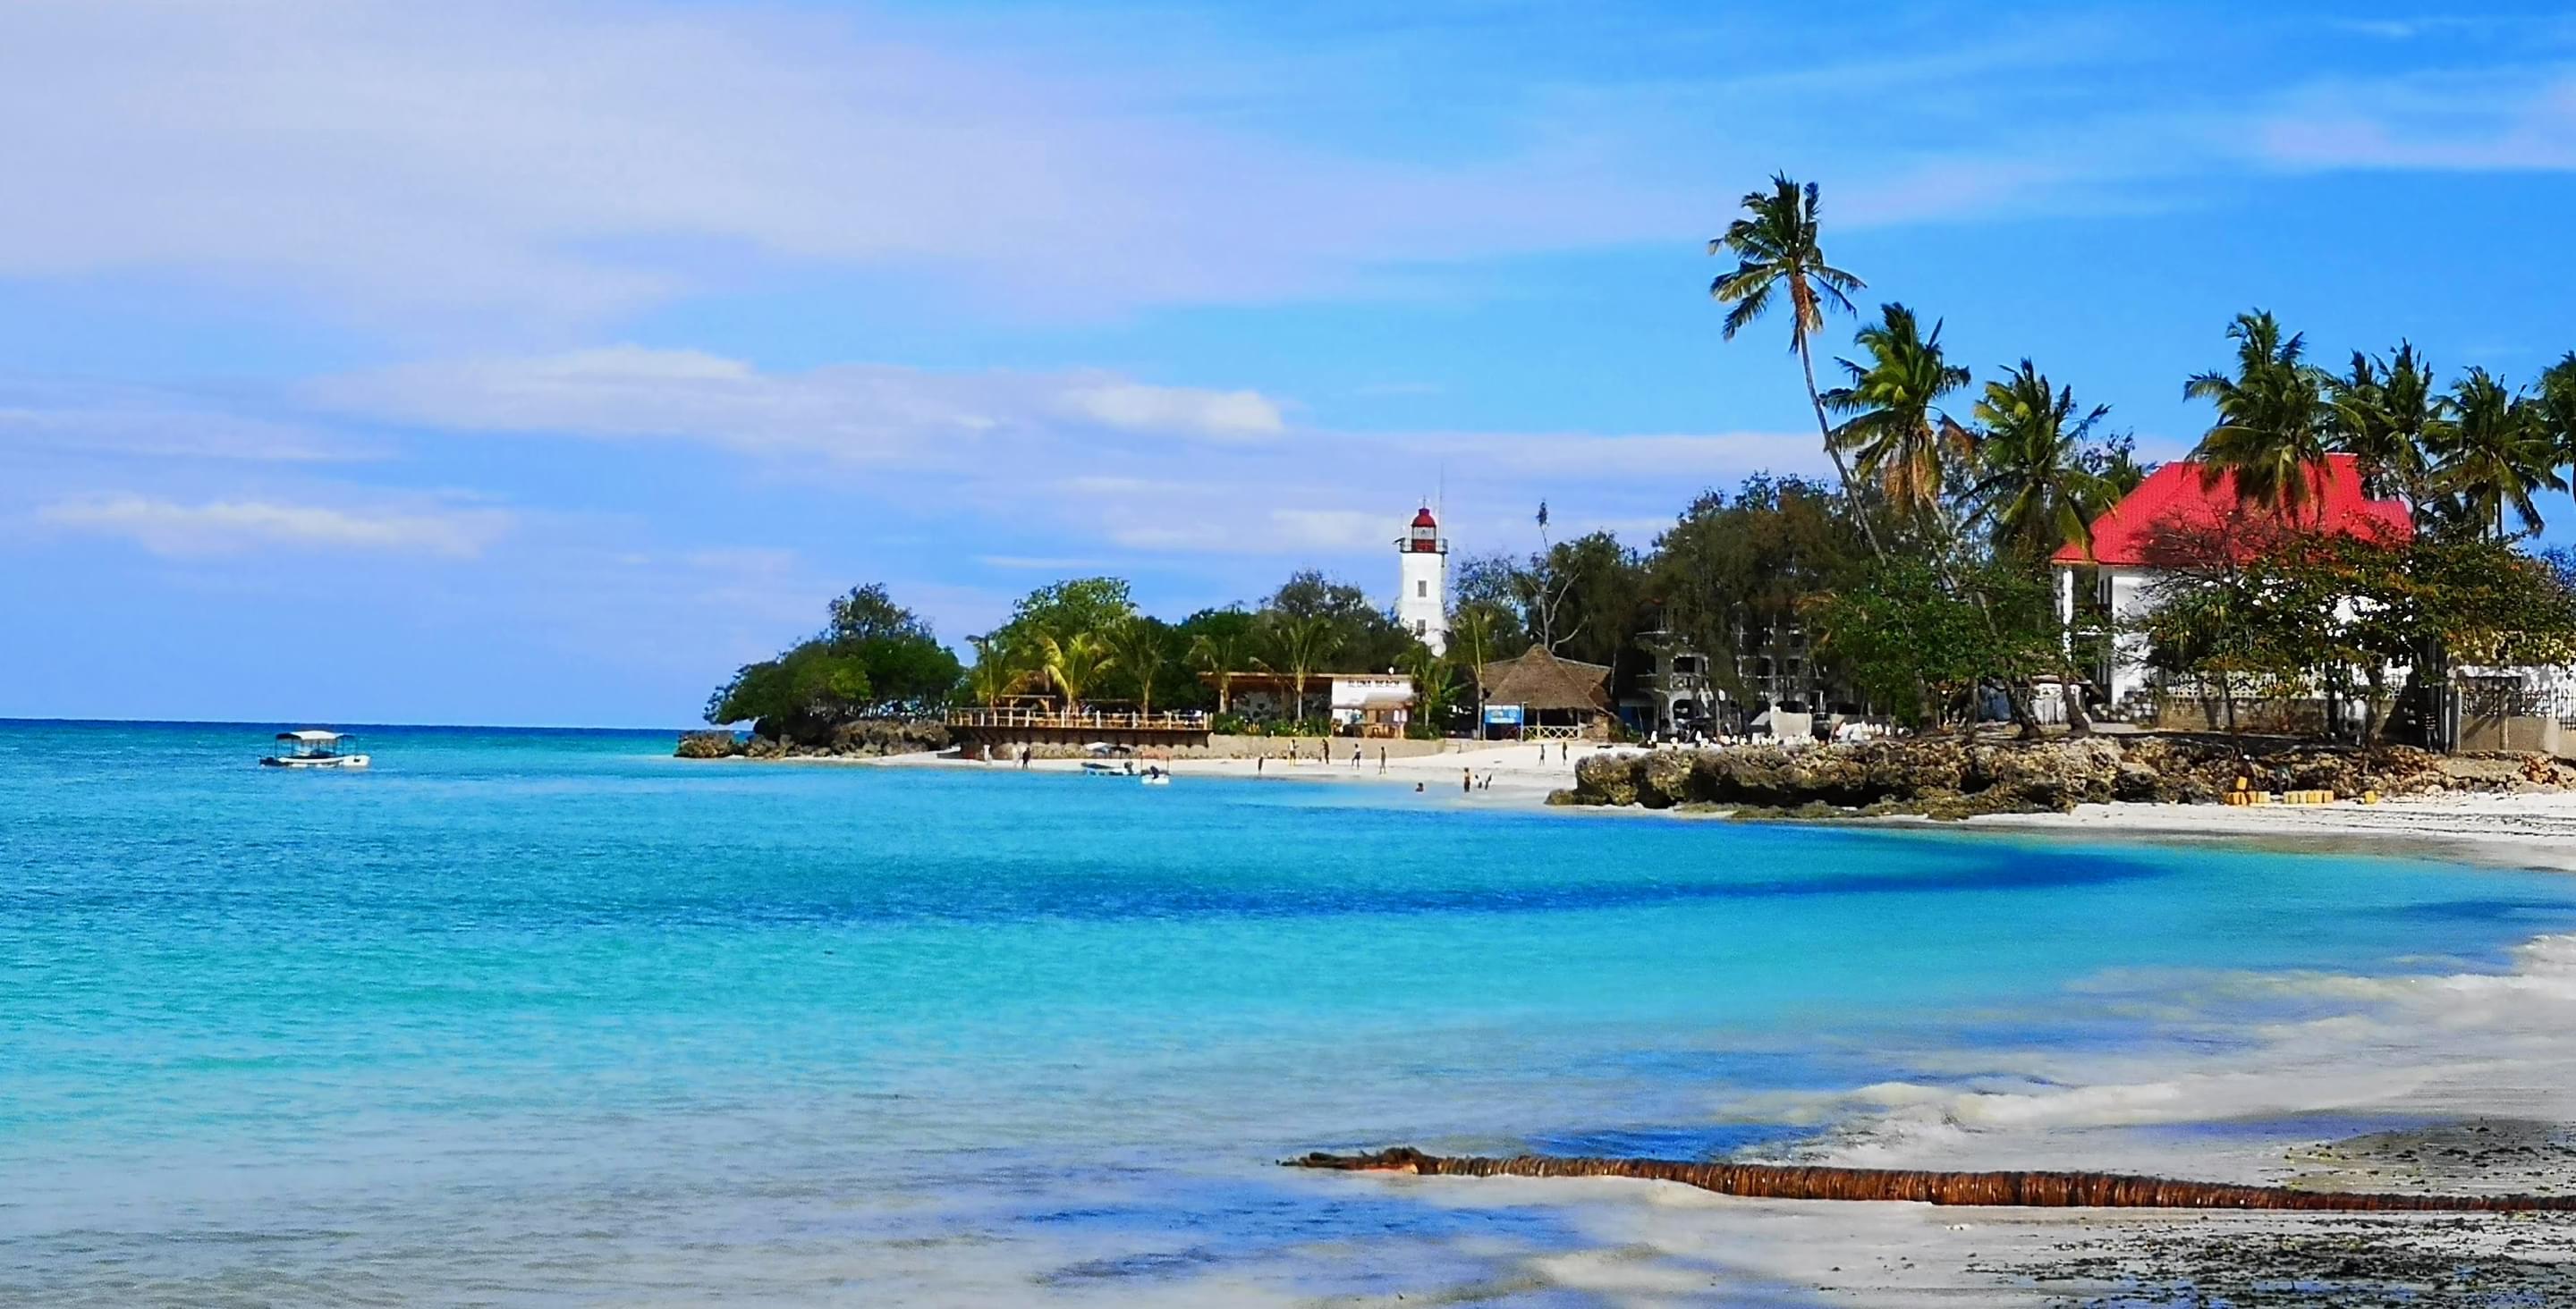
xmin=674 ymin=731 xmax=741 ymax=759
xmin=1562 ymin=735 xmax=2567 ymax=817
xmin=674 ymin=719 xmax=950 ymax=759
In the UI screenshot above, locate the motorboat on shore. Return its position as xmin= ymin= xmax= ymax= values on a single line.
xmin=260 ymin=731 xmax=370 ymax=769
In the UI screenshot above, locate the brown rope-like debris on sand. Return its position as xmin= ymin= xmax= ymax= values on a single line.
xmin=1286 ymin=1147 xmax=2576 ymax=1212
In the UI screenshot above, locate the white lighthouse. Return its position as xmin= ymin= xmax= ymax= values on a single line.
xmin=1396 ymin=505 xmax=1449 ymax=654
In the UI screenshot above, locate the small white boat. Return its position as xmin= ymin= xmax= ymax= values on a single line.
xmin=260 ymin=730 xmax=370 ymax=769
xmin=1140 ymin=773 xmax=1170 ymax=786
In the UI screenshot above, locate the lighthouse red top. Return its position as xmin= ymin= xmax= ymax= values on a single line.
xmin=1404 ymin=506 xmax=1442 ymax=553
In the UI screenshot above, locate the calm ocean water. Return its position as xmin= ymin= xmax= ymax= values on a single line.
xmin=9 ymin=721 xmax=2576 ymax=1305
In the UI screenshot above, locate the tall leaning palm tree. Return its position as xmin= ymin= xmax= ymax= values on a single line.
xmin=1448 ymin=604 xmax=1500 ymax=728
xmin=1710 ymin=173 xmax=1882 ymax=556
xmin=1036 ymin=630 xmax=1117 ymax=715
xmin=2438 ymin=368 xmax=2562 ymax=541
xmin=1965 ymin=360 xmax=2115 ymax=562
xmin=1820 ymin=303 xmax=1974 ymax=534
xmin=2185 ymin=311 xmax=2337 ymax=516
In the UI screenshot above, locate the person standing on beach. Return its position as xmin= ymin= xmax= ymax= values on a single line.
xmin=1377 ymin=747 xmax=1386 ymax=773
xmin=1462 ymin=768 xmax=1471 ymax=793
xmin=1351 ymin=742 xmax=1361 ymax=770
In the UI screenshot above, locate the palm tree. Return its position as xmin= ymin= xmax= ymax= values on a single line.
xmin=1036 ymin=630 xmax=1117 ymax=714
xmin=1965 ymin=360 xmax=2115 ymax=562
xmin=2326 ymin=342 xmax=2448 ymax=516
xmin=1102 ymin=618 xmax=1171 ymax=715
xmin=1186 ymin=626 xmax=1252 ymax=715
xmin=1963 ymin=360 xmax=2116 ymax=738
xmin=1400 ymin=643 xmax=1454 ymax=737
xmin=1710 ymin=173 xmax=1882 ymax=556
xmin=965 ymin=634 xmax=1024 ymax=706
xmin=2185 ymin=311 xmax=2337 ymax=516
xmin=2536 ymin=351 xmax=2576 ymax=478
xmin=1257 ymin=612 xmax=1339 ymax=723
xmin=1448 ymin=604 xmax=1500 ymax=728
xmin=2438 ymin=368 xmax=2562 ymax=541
xmin=1821 ymin=303 xmax=1974 ymax=532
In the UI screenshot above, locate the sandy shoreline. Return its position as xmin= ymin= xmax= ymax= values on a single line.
xmin=840 ymin=743 xmax=2576 ymax=1302
xmin=866 ymin=737 xmax=1589 ymax=805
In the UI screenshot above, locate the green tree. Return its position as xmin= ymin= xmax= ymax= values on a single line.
xmin=1446 ymin=602 xmax=1508 ymax=726
xmin=704 ymin=645 xmax=875 ymax=738
xmin=2326 ymin=342 xmax=2448 ymax=514
xmin=2185 ymin=310 xmax=2337 ymax=515
xmin=1036 ymin=629 xmax=1117 ymax=714
xmin=1964 ymin=360 xmax=2116 ymax=562
xmin=1810 ymin=557 xmax=2048 ymax=731
xmin=2436 ymin=368 xmax=2561 ymax=541
xmin=1263 ymin=570 xmax=1412 ymax=671
xmin=2536 ymin=352 xmax=2576 ymax=472
xmin=705 ymin=582 xmax=962 ymax=736
xmin=1647 ymin=475 xmax=1866 ymax=710
xmin=1400 ymin=642 xmax=1457 ymax=737
xmin=1257 ymin=612 xmax=1340 ymax=722
xmin=1709 ymin=173 xmax=1882 ymax=556
xmin=964 ymin=633 xmax=1026 ymax=706
xmin=1000 ymin=577 xmax=1138 ymax=646
xmin=1822 ymin=303 xmax=1974 ymax=531
xmin=1102 ymin=616 xmax=1175 ymax=714
xmin=1180 ymin=608 xmax=1258 ymax=714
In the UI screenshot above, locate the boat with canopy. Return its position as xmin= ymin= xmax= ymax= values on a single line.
xmin=259 ymin=731 xmax=370 ymax=769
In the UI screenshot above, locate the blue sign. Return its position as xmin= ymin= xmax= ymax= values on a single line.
xmin=1482 ymin=704 xmax=1524 ymax=726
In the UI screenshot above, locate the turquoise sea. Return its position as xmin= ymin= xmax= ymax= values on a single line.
xmin=10 ymin=722 xmax=2576 ymax=1305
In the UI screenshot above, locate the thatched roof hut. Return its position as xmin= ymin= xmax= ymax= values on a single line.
xmin=1478 ymin=645 xmax=1614 ymax=726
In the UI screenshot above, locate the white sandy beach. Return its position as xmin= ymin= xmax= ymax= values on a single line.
xmin=870 ymin=737 xmax=1590 ymax=804
xmin=860 ymin=740 xmax=2576 ymax=1303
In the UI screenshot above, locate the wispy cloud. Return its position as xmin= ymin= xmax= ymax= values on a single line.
xmin=306 ymin=348 xmax=1296 ymax=459
xmin=0 ymin=0 xmax=1711 ymax=327
xmin=0 ymin=387 xmax=384 ymax=463
xmin=2256 ymin=70 xmax=2576 ymax=172
xmin=37 ymin=495 xmax=508 ymax=558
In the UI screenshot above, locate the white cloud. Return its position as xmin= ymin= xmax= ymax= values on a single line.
xmin=306 ymin=343 xmax=1826 ymax=565
xmin=2256 ymin=72 xmax=2576 ymax=172
xmin=0 ymin=390 xmax=382 ymax=463
xmin=1057 ymin=384 xmax=1284 ymax=441
xmin=38 ymin=496 xmax=508 ymax=558
xmin=0 ymin=0 xmax=1710 ymax=327
xmin=307 ymin=348 xmax=1293 ymax=459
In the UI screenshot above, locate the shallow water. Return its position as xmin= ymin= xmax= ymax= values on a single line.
xmin=8 ymin=722 xmax=2576 ymax=1305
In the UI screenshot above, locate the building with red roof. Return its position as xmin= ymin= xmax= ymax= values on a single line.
xmin=2050 ymin=453 xmax=2411 ymax=569
xmin=2052 ymin=454 xmax=2412 ymax=709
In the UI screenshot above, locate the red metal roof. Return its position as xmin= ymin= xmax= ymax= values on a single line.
xmin=2051 ymin=454 xmax=2411 ymax=567
xmin=1411 ymin=506 xmax=1438 ymax=528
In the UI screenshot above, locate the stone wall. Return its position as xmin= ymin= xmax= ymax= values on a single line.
xmin=1559 ymin=735 xmax=2561 ymax=817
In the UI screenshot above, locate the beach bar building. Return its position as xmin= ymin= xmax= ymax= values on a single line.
xmin=1477 ymin=645 xmax=1614 ymax=739
xmin=1199 ymin=671 xmax=1418 ymax=736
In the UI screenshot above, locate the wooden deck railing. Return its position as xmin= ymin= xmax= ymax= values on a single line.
xmin=946 ymin=707 xmax=1212 ymax=732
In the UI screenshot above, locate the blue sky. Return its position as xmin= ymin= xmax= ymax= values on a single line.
xmin=5 ymin=0 xmax=2575 ymax=726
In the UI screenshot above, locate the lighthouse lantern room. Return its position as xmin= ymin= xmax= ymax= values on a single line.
xmin=1396 ymin=506 xmax=1449 ymax=654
